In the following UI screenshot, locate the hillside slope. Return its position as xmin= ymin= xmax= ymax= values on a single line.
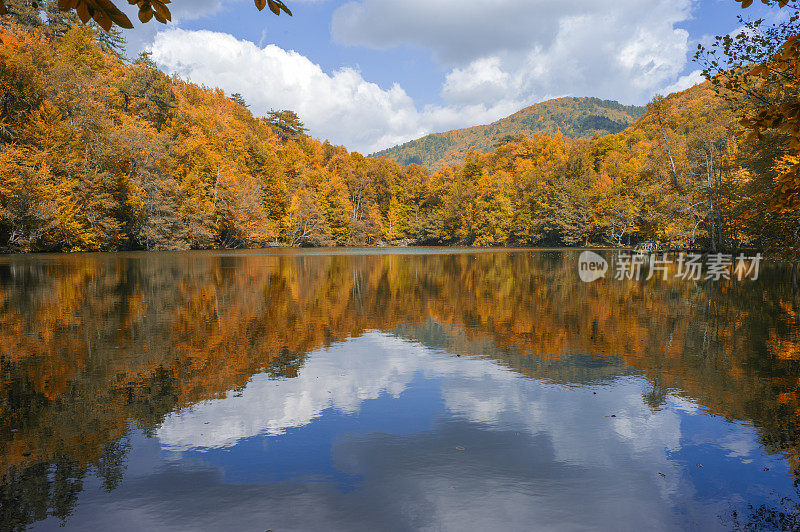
xmin=371 ymin=97 xmax=645 ymax=169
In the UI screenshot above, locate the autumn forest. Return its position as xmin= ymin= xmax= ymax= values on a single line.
xmin=1 ymin=1 xmax=800 ymax=254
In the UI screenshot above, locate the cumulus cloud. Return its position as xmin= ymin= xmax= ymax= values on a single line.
xmin=661 ymin=69 xmax=705 ymax=95
xmin=149 ymin=29 xmax=518 ymax=153
xmin=334 ymin=0 xmax=694 ymax=107
xmin=441 ymin=57 xmax=516 ymax=105
xmin=332 ymin=0 xmax=572 ymax=64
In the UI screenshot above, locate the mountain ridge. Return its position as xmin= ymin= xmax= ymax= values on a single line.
xmin=370 ymin=96 xmax=646 ymax=169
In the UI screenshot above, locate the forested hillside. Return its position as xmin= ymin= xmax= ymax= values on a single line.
xmin=0 ymin=14 xmax=418 ymax=251
xmin=370 ymin=97 xmax=645 ymax=169
xmin=0 ymin=6 xmax=798 ymax=253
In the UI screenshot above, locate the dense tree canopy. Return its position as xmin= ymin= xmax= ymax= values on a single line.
xmin=1 ymin=0 xmax=800 ymax=253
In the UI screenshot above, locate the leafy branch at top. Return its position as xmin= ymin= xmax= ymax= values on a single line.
xmin=0 ymin=0 xmax=291 ymax=32
xmin=737 ymin=0 xmax=796 ymax=6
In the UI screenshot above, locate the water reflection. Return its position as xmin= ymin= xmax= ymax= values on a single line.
xmin=1 ymin=249 xmax=799 ymax=530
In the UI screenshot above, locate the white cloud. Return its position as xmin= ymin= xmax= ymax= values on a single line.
xmin=441 ymin=57 xmax=515 ymax=105
xmin=149 ymin=29 xmax=518 ymax=153
xmin=661 ymin=69 xmax=705 ymax=95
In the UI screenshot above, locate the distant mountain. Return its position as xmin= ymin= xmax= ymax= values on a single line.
xmin=370 ymin=97 xmax=646 ymax=169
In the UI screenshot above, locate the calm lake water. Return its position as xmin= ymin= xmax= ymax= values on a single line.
xmin=1 ymin=249 xmax=800 ymax=531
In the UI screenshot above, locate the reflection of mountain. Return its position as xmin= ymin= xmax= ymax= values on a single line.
xmin=0 ymin=250 xmax=799 ymax=528
xmin=394 ymin=320 xmax=634 ymax=385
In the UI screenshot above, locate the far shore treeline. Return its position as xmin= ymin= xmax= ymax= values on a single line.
xmin=1 ymin=1 xmax=799 ymax=254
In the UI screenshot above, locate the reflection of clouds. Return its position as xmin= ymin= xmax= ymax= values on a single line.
xmin=159 ymin=333 xmax=681 ymax=484
xmin=68 ymin=332 xmax=764 ymax=530
xmin=718 ymin=433 xmax=760 ymax=460
xmin=158 ymin=333 xmax=433 ymax=449
xmin=668 ymin=395 xmax=702 ymax=415
xmin=439 ymin=369 xmax=683 ymax=497
xmin=665 ymin=395 xmax=762 ymax=462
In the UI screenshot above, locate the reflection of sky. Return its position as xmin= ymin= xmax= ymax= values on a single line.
xmin=35 ymin=333 xmax=797 ymax=531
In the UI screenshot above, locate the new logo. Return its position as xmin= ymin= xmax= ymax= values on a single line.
xmin=578 ymin=251 xmax=608 ymax=283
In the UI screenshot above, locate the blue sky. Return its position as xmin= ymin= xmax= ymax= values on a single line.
xmin=118 ymin=0 xmax=782 ymax=153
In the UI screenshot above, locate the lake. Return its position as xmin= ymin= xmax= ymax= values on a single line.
xmin=1 ymin=248 xmax=799 ymax=531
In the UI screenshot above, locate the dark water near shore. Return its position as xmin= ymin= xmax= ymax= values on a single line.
xmin=1 ymin=248 xmax=800 ymax=531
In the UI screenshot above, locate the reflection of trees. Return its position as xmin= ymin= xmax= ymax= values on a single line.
xmin=0 ymin=250 xmax=799 ymax=528
xmin=0 ymin=457 xmax=85 ymax=530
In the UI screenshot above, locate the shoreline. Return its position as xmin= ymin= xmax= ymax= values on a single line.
xmin=0 ymin=244 xmax=775 ymax=258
